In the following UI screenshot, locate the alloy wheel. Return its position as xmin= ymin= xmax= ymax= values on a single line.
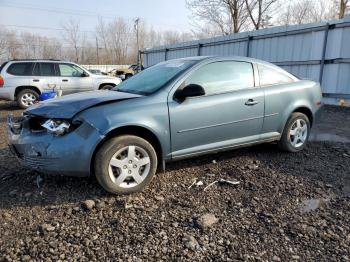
xmin=108 ymin=145 xmax=151 ymax=188
xmin=289 ymin=119 xmax=308 ymax=148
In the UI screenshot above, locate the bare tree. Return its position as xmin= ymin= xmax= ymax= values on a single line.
xmin=0 ymin=29 xmax=9 ymax=60
xmin=277 ymin=0 xmax=337 ymax=26
xmin=244 ymin=0 xmax=279 ymax=29
xmin=63 ymin=18 xmax=81 ymax=63
xmin=6 ymin=32 xmax=21 ymax=60
xmin=108 ymin=18 xmax=132 ymax=64
xmin=40 ymin=37 xmax=62 ymax=59
xmin=187 ymin=0 xmax=250 ymax=36
xmin=339 ymin=0 xmax=350 ymax=18
xmin=20 ymin=32 xmax=38 ymax=59
xmin=96 ymin=18 xmax=113 ymax=64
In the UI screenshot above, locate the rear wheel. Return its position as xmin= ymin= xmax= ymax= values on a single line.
xmin=100 ymin=85 xmax=114 ymax=90
xmin=17 ymin=89 xmax=39 ymax=109
xmin=278 ymin=112 xmax=310 ymax=152
xmin=94 ymin=135 xmax=158 ymax=194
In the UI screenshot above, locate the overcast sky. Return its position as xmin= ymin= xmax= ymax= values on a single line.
xmin=0 ymin=0 xmax=191 ymax=39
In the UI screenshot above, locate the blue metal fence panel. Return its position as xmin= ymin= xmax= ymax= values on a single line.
xmin=143 ymin=17 xmax=350 ymax=102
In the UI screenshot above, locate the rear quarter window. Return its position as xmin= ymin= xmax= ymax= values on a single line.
xmin=7 ymin=62 xmax=34 ymax=76
xmin=258 ymin=65 xmax=294 ymax=87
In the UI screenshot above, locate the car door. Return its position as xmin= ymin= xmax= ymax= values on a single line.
xmin=57 ymin=63 xmax=93 ymax=95
xmin=32 ymin=62 xmax=58 ymax=92
xmin=168 ymin=61 xmax=265 ymax=158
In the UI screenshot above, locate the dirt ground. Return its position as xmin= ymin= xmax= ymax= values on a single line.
xmin=0 ymin=101 xmax=349 ymax=261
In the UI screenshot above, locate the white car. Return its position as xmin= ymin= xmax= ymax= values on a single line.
xmin=0 ymin=59 xmax=122 ymax=108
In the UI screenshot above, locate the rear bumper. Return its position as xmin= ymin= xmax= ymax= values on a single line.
xmin=0 ymin=87 xmax=15 ymax=101
xmin=7 ymin=117 xmax=104 ymax=177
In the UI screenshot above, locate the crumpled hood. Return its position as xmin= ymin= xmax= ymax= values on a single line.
xmin=25 ymin=91 xmax=142 ymax=119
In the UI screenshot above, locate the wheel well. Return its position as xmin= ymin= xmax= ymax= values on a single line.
xmin=99 ymin=83 xmax=116 ymax=90
xmin=15 ymin=86 xmax=41 ymax=98
xmin=293 ymin=107 xmax=313 ymax=126
xmin=91 ymin=125 xmax=163 ymax=175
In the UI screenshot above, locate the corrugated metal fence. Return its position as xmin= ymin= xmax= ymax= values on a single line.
xmin=142 ymin=17 xmax=350 ymax=104
xmin=82 ymin=65 xmax=129 ymax=73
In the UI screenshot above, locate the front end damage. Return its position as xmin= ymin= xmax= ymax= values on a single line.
xmin=7 ymin=114 xmax=104 ymax=177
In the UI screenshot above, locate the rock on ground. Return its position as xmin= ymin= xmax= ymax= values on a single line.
xmin=196 ymin=213 xmax=219 ymax=229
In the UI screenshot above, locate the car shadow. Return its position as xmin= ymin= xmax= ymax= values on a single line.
xmin=0 ymin=101 xmax=20 ymax=112
xmin=0 ymin=141 xmax=348 ymax=210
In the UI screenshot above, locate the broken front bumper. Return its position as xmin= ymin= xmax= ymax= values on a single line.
xmin=7 ymin=115 xmax=103 ymax=177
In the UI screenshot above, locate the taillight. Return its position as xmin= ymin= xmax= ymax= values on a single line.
xmin=0 ymin=75 xmax=4 ymax=87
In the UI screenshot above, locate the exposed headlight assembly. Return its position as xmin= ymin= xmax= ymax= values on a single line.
xmin=41 ymin=119 xmax=71 ymax=136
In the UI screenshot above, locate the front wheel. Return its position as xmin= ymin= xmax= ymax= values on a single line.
xmin=94 ymin=135 xmax=158 ymax=194
xmin=278 ymin=112 xmax=310 ymax=152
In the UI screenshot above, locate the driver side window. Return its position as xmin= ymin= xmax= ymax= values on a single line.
xmin=58 ymin=63 xmax=85 ymax=77
xmin=184 ymin=61 xmax=255 ymax=96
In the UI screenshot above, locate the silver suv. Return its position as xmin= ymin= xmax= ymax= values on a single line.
xmin=0 ymin=59 xmax=122 ymax=108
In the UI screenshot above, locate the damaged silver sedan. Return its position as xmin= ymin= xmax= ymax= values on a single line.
xmin=8 ymin=56 xmax=322 ymax=194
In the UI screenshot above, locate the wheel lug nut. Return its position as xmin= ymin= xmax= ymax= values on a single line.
xmin=123 ymin=165 xmax=127 ymax=169
xmin=133 ymin=165 xmax=137 ymax=168
xmin=129 ymin=160 xmax=132 ymax=164
xmin=128 ymin=170 xmax=132 ymax=174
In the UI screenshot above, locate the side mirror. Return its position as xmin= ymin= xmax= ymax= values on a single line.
xmin=81 ymin=72 xmax=89 ymax=77
xmin=175 ymin=84 xmax=205 ymax=101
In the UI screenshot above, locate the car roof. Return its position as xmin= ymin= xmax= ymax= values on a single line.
xmin=163 ymin=56 xmax=298 ymax=80
xmin=6 ymin=59 xmax=72 ymax=63
xmin=167 ymin=55 xmax=276 ymax=66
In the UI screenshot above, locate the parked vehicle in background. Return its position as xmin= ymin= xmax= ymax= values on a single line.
xmin=7 ymin=56 xmax=322 ymax=194
xmin=109 ymin=64 xmax=144 ymax=80
xmin=88 ymin=69 xmax=104 ymax=75
xmin=0 ymin=59 xmax=122 ymax=108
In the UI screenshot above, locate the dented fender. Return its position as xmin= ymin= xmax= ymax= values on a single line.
xmin=8 ymin=119 xmax=104 ymax=177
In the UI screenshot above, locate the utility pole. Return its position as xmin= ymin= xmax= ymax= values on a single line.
xmin=134 ymin=18 xmax=140 ymax=71
xmin=96 ymin=36 xmax=100 ymax=65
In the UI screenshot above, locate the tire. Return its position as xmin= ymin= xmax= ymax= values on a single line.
xmin=94 ymin=135 xmax=158 ymax=194
xmin=278 ymin=112 xmax=310 ymax=152
xmin=17 ymin=89 xmax=39 ymax=109
xmin=125 ymin=74 xmax=133 ymax=80
xmin=100 ymin=85 xmax=114 ymax=90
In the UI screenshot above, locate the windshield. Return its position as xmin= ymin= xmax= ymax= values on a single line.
xmin=114 ymin=60 xmax=197 ymax=95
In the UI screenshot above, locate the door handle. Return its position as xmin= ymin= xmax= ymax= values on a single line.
xmin=33 ymin=79 xmax=40 ymax=82
xmin=62 ymin=79 xmax=68 ymax=82
xmin=245 ymin=99 xmax=259 ymax=106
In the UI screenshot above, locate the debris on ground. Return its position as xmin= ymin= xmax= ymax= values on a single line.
xmin=196 ymin=180 xmax=204 ymax=186
xmin=188 ymin=179 xmax=204 ymax=189
xmin=204 ymin=178 xmax=240 ymax=191
xmin=36 ymin=175 xmax=44 ymax=195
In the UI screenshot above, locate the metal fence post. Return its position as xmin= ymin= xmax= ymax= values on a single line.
xmin=319 ymin=24 xmax=331 ymax=84
xmin=197 ymin=43 xmax=202 ymax=56
xmin=246 ymin=36 xmax=252 ymax=57
xmin=164 ymin=49 xmax=168 ymax=61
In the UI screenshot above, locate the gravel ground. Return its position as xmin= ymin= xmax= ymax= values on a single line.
xmin=0 ymin=101 xmax=349 ymax=261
